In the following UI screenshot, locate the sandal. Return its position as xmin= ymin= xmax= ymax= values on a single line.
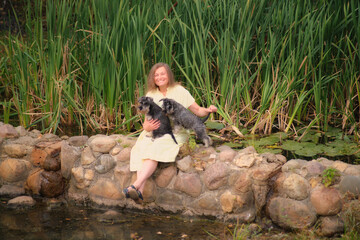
xmin=128 ymin=185 xmax=143 ymax=202
xmin=123 ymin=187 xmax=131 ymax=198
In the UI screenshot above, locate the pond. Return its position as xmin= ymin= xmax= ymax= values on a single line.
xmin=0 ymin=197 xmax=231 ymax=240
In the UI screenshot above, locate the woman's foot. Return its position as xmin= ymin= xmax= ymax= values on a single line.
xmin=123 ymin=185 xmax=143 ymax=204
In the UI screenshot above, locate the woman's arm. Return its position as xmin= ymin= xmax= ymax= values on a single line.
xmin=188 ymin=102 xmax=217 ymax=117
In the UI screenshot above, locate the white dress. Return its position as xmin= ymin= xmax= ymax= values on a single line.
xmin=130 ymin=84 xmax=195 ymax=171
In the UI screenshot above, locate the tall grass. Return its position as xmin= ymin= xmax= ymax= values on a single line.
xmin=0 ymin=0 xmax=359 ymax=138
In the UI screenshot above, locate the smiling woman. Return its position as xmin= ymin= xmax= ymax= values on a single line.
xmin=123 ymin=62 xmax=217 ymax=203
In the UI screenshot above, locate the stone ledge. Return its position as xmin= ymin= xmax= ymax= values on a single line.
xmin=1 ymin=122 xmax=360 ymax=237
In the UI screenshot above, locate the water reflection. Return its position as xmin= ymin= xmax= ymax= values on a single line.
xmin=0 ymin=198 xmax=230 ymax=240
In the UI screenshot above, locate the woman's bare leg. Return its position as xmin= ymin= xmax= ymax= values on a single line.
xmin=132 ymin=159 xmax=158 ymax=193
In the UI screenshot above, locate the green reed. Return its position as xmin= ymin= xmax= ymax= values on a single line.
xmin=0 ymin=0 xmax=359 ymax=137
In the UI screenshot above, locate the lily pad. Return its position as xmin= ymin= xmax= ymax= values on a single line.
xmin=281 ymin=140 xmax=302 ymax=151
xmin=322 ymin=146 xmax=342 ymax=157
xmin=295 ymin=130 xmax=321 ymax=143
xmin=297 ymin=141 xmax=318 ymax=149
xmin=294 ymin=147 xmax=322 ymax=157
xmin=325 ymin=127 xmax=342 ymax=138
xmin=206 ymin=121 xmax=225 ymax=130
xmin=256 ymin=136 xmax=281 ymax=146
xmin=257 ymin=147 xmax=282 ymax=154
xmin=273 ymin=132 xmax=289 ymax=140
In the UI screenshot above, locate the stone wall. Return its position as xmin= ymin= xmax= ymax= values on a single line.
xmin=1 ymin=122 xmax=360 ymax=237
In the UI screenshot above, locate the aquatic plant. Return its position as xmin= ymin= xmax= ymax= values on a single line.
xmin=0 ymin=0 xmax=359 ymax=138
xmin=322 ymin=167 xmax=341 ymax=187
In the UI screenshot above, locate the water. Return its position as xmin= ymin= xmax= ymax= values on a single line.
xmin=0 ymin=198 xmax=231 ymax=240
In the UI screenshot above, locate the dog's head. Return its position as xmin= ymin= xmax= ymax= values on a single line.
xmin=160 ymin=98 xmax=177 ymax=115
xmin=137 ymin=96 xmax=154 ymax=114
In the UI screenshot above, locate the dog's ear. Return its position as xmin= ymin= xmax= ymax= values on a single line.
xmin=147 ymin=96 xmax=154 ymax=101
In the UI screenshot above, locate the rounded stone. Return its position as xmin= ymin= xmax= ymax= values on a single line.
xmin=218 ymin=148 xmax=237 ymax=162
xmin=88 ymin=179 xmax=123 ymax=200
xmin=267 ymin=197 xmax=317 ymax=230
xmin=114 ymin=147 xmax=131 ymax=162
xmin=0 ymin=158 xmax=30 ymax=182
xmin=282 ymin=173 xmax=310 ymax=200
xmin=7 ymin=196 xmax=36 ymax=207
xmin=3 ymin=144 xmax=28 ymax=158
xmin=176 ymin=156 xmax=193 ymax=172
xmin=203 ymin=162 xmax=229 ymax=190
xmin=155 ymin=165 xmax=177 ymax=188
xmin=89 ymin=136 xmax=116 ymax=153
xmin=339 ymin=175 xmax=360 ymax=197
xmin=81 ymin=147 xmax=96 ymax=165
xmin=40 ymin=171 xmax=65 ymax=197
xmin=305 ymin=160 xmax=326 ymax=176
xmin=174 ymin=172 xmax=202 ymax=197
xmin=310 ymin=186 xmax=342 ymax=215
xmin=318 ymin=216 xmax=344 ymax=237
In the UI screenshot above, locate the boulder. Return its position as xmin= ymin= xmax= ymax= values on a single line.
xmin=95 ymin=154 xmax=115 ymax=174
xmin=230 ymin=170 xmax=252 ymax=194
xmin=339 ymin=175 xmax=360 ymax=197
xmin=0 ymin=158 xmax=31 ymax=182
xmin=30 ymin=148 xmax=47 ymax=167
xmin=310 ymin=186 xmax=342 ymax=215
xmin=3 ymin=144 xmax=28 ymax=158
xmin=0 ymin=124 xmax=19 ymax=138
xmin=81 ymin=147 xmax=96 ymax=165
xmin=218 ymin=146 xmax=237 ymax=162
xmin=282 ymin=173 xmax=310 ymax=200
xmin=0 ymin=185 xmax=25 ymax=197
xmin=318 ymin=216 xmax=344 ymax=237
xmin=68 ymin=136 xmax=89 ymax=147
xmin=88 ymin=179 xmax=123 ymax=200
xmin=176 ymin=156 xmax=193 ymax=172
xmin=40 ymin=170 xmax=65 ymax=197
xmin=155 ymin=165 xmax=177 ymax=188
xmin=7 ymin=196 xmax=36 ymax=207
xmin=267 ymin=197 xmax=317 ymax=230
xmin=114 ymin=147 xmax=131 ymax=162
xmin=114 ymin=165 xmax=131 ymax=189
xmin=203 ymin=162 xmax=229 ymax=190
xmin=174 ymin=172 xmax=202 ymax=197
xmin=89 ymin=136 xmax=116 ymax=153
xmin=61 ymin=141 xmax=81 ymax=179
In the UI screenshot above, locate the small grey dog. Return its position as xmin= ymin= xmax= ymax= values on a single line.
xmin=161 ymin=98 xmax=212 ymax=147
xmin=137 ymin=96 xmax=178 ymax=144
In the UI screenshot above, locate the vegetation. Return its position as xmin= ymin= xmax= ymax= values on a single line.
xmin=0 ymin=0 xmax=359 ymax=138
xmin=321 ymin=167 xmax=341 ymax=187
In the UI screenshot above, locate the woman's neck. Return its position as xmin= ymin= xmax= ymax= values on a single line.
xmin=158 ymin=86 xmax=168 ymax=96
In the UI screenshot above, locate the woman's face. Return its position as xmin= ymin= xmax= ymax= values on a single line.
xmin=154 ymin=67 xmax=169 ymax=88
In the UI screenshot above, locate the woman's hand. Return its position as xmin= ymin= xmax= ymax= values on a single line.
xmin=143 ymin=119 xmax=161 ymax=132
xmin=205 ymin=105 xmax=218 ymax=113
xmin=188 ymin=102 xmax=218 ymax=117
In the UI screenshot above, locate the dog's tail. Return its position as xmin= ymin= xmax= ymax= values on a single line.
xmin=170 ymin=133 xmax=178 ymax=145
xmin=200 ymin=114 xmax=210 ymax=123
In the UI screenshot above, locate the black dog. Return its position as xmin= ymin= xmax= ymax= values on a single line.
xmin=161 ymin=98 xmax=212 ymax=147
xmin=137 ymin=96 xmax=178 ymax=144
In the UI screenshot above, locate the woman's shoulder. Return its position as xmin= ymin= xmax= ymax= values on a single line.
xmin=170 ymin=84 xmax=188 ymax=93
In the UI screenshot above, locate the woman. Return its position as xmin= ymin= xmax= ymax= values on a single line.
xmin=123 ymin=62 xmax=217 ymax=203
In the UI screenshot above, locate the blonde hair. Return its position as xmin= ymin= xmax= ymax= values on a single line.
xmin=146 ymin=62 xmax=178 ymax=93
